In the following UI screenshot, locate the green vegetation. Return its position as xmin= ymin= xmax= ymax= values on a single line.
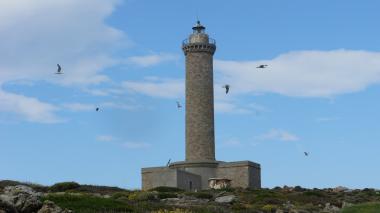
xmin=149 ymin=186 xmax=184 ymax=193
xmin=342 ymin=202 xmax=380 ymax=213
xmin=2 ymin=180 xmax=380 ymax=212
xmin=43 ymin=193 xmax=134 ymax=213
xmin=184 ymin=192 xmax=213 ymax=199
xmin=49 ymin=182 xmax=81 ymax=192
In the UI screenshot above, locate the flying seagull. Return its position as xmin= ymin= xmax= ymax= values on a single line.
xmin=256 ymin=64 xmax=268 ymax=69
xmin=304 ymin=152 xmax=309 ymax=157
xmin=222 ymin=84 xmax=230 ymax=94
xmin=176 ymin=101 xmax=182 ymax=109
xmin=96 ymin=107 xmax=99 ymax=112
xmin=56 ymin=64 xmax=63 ymax=74
xmin=166 ymin=158 xmax=171 ymax=167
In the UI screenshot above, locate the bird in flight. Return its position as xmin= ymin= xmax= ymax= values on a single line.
xmin=256 ymin=64 xmax=268 ymax=69
xmin=55 ymin=64 xmax=63 ymax=74
xmin=304 ymin=152 xmax=309 ymax=157
xmin=96 ymin=107 xmax=99 ymax=112
xmin=166 ymin=158 xmax=171 ymax=167
xmin=176 ymin=101 xmax=182 ymax=109
xmin=222 ymin=84 xmax=230 ymax=94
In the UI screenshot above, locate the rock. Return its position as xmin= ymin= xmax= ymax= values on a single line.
xmin=37 ymin=200 xmax=72 ymax=213
xmin=0 ymin=185 xmax=43 ymax=213
xmin=283 ymin=201 xmax=294 ymax=210
xmin=323 ymin=203 xmax=340 ymax=213
xmin=208 ymin=178 xmax=231 ymax=190
xmin=215 ymin=195 xmax=236 ymax=203
xmin=102 ymin=194 xmax=111 ymax=199
xmin=333 ymin=186 xmax=349 ymax=193
xmin=214 ymin=191 xmax=226 ymax=198
xmin=342 ymin=201 xmax=353 ymax=209
xmin=161 ymin=198 xmax=180 ymax=202
xmin=0 ymin=198 xmax=17 ymax=213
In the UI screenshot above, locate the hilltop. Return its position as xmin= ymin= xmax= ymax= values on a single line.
xmin=1 ymin=180 xmax=380 ymax=213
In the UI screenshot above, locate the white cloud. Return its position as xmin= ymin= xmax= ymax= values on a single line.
xmin=96 ymin=135 xmax=116 ymax=142
xmin=256 ymin=129 xmax=300 ymax=142
xmin=62 ymin=103 xmax=95 ymax=112
xmin=220 ymin=138 xmax=243 ymax=148
xmin=122 ymin=142 xmax=151 ymax=149
xmin=0 ymin=0 xmax=126 ymax=86
xmin=248 ymin=103 xmax=268 ymax=112
xmin=0 ymin=0 xmax=127 ymax=122
xmin=215 ymin=50 xmax=380 ymax=97
xmin=96 ymin=135 xmax=151 ymax=149
xmin=214 ymin=101 xmax=251 ymax=114
xmin=101 ymin=102 xmax=139 ymax=110
xmin=127 ymin=53 xmax=179 ymax=67
xmin=0 ymin=90 xmax=61 ymax=123
xmin=122 ymin=78 xmax=184 ymax=98
xmin=62 ymin=102 xmax=138 ymax=112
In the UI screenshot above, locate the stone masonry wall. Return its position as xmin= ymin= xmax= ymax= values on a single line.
xmin=141 ymin=167 xmax=177 ymax=190
xmin=185 ymin=51 xmax=215 ymax=161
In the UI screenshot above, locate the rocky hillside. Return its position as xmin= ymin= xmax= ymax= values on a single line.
xmin=1 ymin=180 xmax=380 ymax=213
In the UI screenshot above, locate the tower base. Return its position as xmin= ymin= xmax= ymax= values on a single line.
xmin=141 ymin=160 xmax=261 ymax=191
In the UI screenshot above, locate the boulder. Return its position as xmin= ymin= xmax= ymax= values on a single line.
xmin=0 ymin=198 xmax=17 ymax=213
xmin=37 ymin=200 xmax=72 ymax=213
xmin=323 ymin=203 xmax=340 ymax=213
xmin=333 ymin=186 xmax=349 ymax=193
xmin=342 ymin=201 xmax=353 ymax=209
xmin=0 ymin=185 xmax=43 ymax=213
xmin=215 ymin=195 xmax=236 ymax=203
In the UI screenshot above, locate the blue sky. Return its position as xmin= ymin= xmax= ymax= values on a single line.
xmin=1 ymin=0 xmax=380 ymax=189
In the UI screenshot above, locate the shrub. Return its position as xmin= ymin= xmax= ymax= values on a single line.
xmin=184 ymin=192 xmax=213 ymax=199
xmin=49 ymin=182 xmax=80 ymax=192
xmin=149 ymin=186 xmax=184 ymax=193
xmin=294 ymin=186 xmax=305 ymax=192
xmin=261 ymin=204 xmax=278 ymax=213
xmin=152 ymin=209 xmax=193 ymax=213
xmin=111 ymin=191 xmax=131 ymax=200
xmin=43 ymin=193 xmax=133 ymax=212
xmin=128 ymin=191 xmax=156 ymax=201
xmin=303 ymin=190 xmax=324 ymax=197
xmin=0 ymin=180 xmax=23 ymax=189
xmin=158 ymin=192 xmax=178 ymax=199
xmin=70 ymin=184 xmax=127 ymax=194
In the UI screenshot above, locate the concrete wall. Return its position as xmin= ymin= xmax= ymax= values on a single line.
xmin=141 ymin=167 xmax=177 ymax=190
xmin=248 ymin=164 xmax=261 ymax=189
xmin=142 ymin=161 xmax=261 ymax=190
xmin=176 ymin=170 xmax=201 ymax=191
xmin=217 ymin=161 xmax=261 ymax=189
xmin=183 ymin=166 xmax=217 ymax=189
xmin=141 ymin=167 xmax=202 ymax=191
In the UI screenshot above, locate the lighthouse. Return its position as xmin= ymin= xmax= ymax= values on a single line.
xmin=183 ymin=21 xmax=216 ymax=162
xmin=141 ymin=21 xmax=261 ymax=191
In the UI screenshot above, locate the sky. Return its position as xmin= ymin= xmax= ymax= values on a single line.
xmin=1 ymin=0 xmax=380 ymax=190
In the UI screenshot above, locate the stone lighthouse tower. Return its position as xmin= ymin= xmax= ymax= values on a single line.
xmin=141 ymin=21 xmax=261 ymax=191
xmin=183 ymin=21 xmax=216 ymax=162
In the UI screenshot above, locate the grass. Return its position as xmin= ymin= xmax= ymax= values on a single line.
xmin=342 ymin=202 xmax=380 ymax=213
xmin=43 ymin=193 xmax=134 ymax=213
